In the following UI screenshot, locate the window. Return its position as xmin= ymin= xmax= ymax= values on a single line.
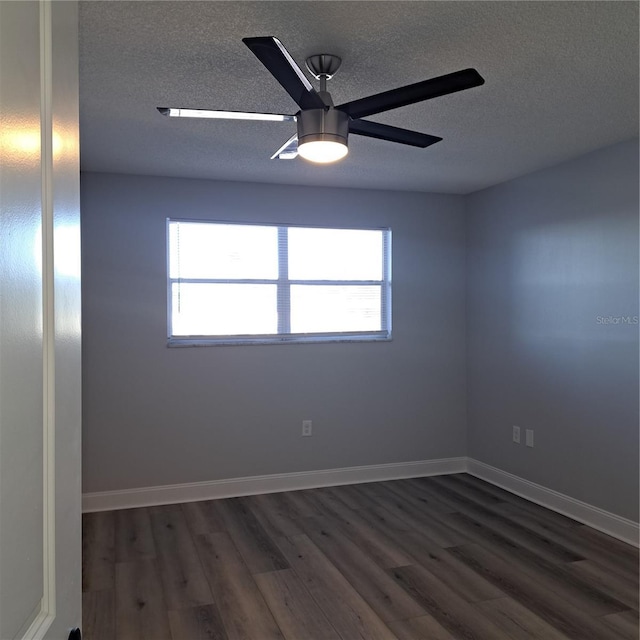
xmin=167 ymin=219 xmax=391 ymax=345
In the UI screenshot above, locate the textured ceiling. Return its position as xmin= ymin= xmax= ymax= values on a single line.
xmin=79 ymin=1 xmax=638 ymax=194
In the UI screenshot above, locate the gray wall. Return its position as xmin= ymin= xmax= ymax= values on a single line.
xmin=81 ymin=173 xmax=467 ymax=493
xmin=81 ymin=140 xmax=639 ymax=522
xmin=466 ymin=139 xmax=639 ymax=520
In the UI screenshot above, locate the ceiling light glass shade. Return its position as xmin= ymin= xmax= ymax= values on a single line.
xmin=298 ymin=139 xmax=348 ymax=163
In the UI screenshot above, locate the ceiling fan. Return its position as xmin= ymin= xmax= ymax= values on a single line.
xmin=158 ymin=36 xmax=484 ymax=164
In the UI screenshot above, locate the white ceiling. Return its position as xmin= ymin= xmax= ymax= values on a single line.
xmin=79 ymin=1 xmax=639 ymax=194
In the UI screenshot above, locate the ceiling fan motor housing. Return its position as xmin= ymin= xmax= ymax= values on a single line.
xmin=297 ymin=107 xmax=349 ymax=147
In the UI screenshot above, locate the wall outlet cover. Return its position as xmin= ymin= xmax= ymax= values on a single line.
xmin=526 ymin=429 xmax=534 ymax=447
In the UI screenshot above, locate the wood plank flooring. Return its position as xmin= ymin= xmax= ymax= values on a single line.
xmin=82 ymin=473 xmax=639 ymax=640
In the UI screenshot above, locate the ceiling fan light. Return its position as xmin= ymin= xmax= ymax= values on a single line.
xmin=297 ymin=108 xmax=350 ymax=164
xmin=298 ymin=138 xmax=348 ymax=163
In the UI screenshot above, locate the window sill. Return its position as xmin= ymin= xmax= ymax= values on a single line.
xmin=167 ymin=333 xmax=392 ymax=348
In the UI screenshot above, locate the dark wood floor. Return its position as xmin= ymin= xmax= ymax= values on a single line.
xmin=82 ymin=473 xmax=640 ymax=640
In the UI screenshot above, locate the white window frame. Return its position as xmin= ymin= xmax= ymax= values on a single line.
xmin=167 ymin=218 xmax=392 ymax=346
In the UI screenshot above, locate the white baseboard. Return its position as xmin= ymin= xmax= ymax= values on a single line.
xmin=82 ymin=456 xmax=467 ymax=513
xmin=82 ymin=456 xmax=639 ymax=548
xmin=467 ymin=458 xmax=639 ymax=547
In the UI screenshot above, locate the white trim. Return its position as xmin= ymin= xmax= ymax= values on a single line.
xmin=467 ymin=458 xmax=639 ymax=548
xmin=82 ymin=457 xmax=467 ymax=512
xmin=82 ymin=456 xmax=640 ymax=548
xmin=24 ymin=2 xmax=56 ymax=639
xmin=21 ymin=609 xmax=55 ymax=640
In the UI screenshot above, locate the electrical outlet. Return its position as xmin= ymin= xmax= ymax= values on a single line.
xmin=302 ymin=420 xmax=312 ymax=437
xmin=512 ymin=425 xmax=521 ymax=444
xmin=526 ymin=429 xmax=534 ymax=447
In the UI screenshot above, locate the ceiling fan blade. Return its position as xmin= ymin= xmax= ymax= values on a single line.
xmin=337 ymin=68 xmax=484 ymax=119
xmin=349 ymin=119 xmax=441 ymax=148
xmin=242 ymin=37 xmax=326 ymax=110
xmin=270 ymin=134 xmax=298 ymax=160
xmin=157 ymin=107 xmax=295 ymax=122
